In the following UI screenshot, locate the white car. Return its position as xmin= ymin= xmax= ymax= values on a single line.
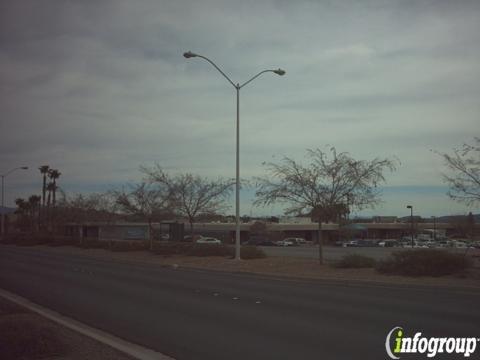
xmin=285 ymin=237 xmax=307 ymax=245
xmin=196 ymin=237 xmax=222 ymax=245
xmin=452 ymin=241 xmax=468 ymax=248
xmin=276 ymin=239 xmax=295 ymax=247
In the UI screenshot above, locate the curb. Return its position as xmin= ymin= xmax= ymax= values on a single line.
xmin=0 ymin=288 xmax=175 ymax=360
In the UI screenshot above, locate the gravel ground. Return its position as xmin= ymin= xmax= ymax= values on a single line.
xmin=21 ymin=244 xmax=480 ymax=289
xmin=0 ymin=296 xmax=136 ymax=360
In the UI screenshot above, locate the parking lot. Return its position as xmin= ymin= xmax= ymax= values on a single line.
xmin=260 ymin=245 xmax=479 ymax=262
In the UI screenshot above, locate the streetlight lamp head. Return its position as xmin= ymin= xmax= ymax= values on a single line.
xmin=406 ymin=205 xmax=412 ymax=209
xmin=273 ymin=68 xmax=286 ymax=76
xmin=183 ymin=51 xmax=198 ymax=59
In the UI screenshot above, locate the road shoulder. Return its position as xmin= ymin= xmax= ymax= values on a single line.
xmin=0 ymin=288 xmax=174 ymax=360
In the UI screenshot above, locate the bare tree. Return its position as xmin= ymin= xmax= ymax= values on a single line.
xmin=111 ymin=182 xmax=171 ymax=249
xmin=56 ymin=192 xmax=119 ymax=225
xmin=254 ymin=147 xmax=397 ymax=264
xmin=142 ymin=165 xmax=234 ymax=238
xmin=438 ymin=137 xmax=480 ymax=206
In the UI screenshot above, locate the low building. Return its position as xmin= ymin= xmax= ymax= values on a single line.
xmin=63 ymin=220 xmax=473 ymax=244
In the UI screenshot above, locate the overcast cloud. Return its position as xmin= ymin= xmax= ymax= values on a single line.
xmin=1 ymin=0 xmax=479 ymax=217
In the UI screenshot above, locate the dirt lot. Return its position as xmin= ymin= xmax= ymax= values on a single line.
xmin=35 ymin=245 xmax=480 ymax=289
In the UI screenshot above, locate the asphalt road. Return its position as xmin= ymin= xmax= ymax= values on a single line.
xmin=1 ymin=245 xmax=479 ymax=360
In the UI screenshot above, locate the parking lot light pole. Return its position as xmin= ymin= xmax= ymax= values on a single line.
xmin=432 ymin=216 xmax=436 ymax=241
xmin=1 ymin=166 xmax=29 ymax=237
xmin=183 ymin=51 xmax=285 ymax=260
xmin=407 ymin=205 xmax=413 ymax=248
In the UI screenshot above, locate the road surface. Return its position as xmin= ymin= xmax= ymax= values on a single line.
xmin=1 ymin=245 xmax=479 ymax=360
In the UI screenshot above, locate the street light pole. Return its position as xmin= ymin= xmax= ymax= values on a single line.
xmin=235 ymin=84 xmax=240 ymax=259
xmin=1 ymin=166 xmax=28 ymax=237
xmin=183 ymin=51 xmax=285 ymax=260
xmin=407 ymin=205 xmax=413 ymax=248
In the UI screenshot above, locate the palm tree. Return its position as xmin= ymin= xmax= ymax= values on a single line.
xmin=15 ymin=198 xmax=31 ymax=231
xmin=39 ymin=165 xmax=50 ymax=208
xmin=39 ymin=165 xmax=50 ymax=229
xmin=46 ymin=182 xmax=56 ymax=230
xmin=48 ymin=169 xmax=61 ymax=208
xmin=28 ymin=195 xmax=41 ymax=231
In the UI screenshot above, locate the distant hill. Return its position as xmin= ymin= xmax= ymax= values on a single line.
xmin=352 ymin=213 xmax=480 ymax=223
xmin=436 ymin=214 xmax=480 ymax=223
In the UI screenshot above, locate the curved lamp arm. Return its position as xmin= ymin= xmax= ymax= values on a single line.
xmin=184 ymin=51 xmax=285 ymax=89
xmin=184 ymin=51 xmax=236 ymax=88
xmin=1 ymin=166 xmax=28 ymax=177
xmin=239 ymin=68 xmax=285 ymax=89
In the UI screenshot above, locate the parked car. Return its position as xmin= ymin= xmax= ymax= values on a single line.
xmin=451 ymin=240 xmax=468 ymax=248
xmin=276 ymin=239 xmax=295 ymax=247
xmin=284 ymin=237 xmax=307 ymax=245
xmin=196 ymin=237 xmax=222 ymax=245
xmin=357 ymin=239 xmax=377 ymax=247
xmin=245 ymin=236 xmax=270 ymax=246
xmin=283 ymin=238 xmax=307 ymax=246
xmin=257 ymin=240 xmax=277 ymax=246
xmin=183 ymin=234 xmax=203 ymax=242
xmin=342 ymin=240 xmax=359 ymax=247
xmin=378 ymin=240 xmax=399 ymax=247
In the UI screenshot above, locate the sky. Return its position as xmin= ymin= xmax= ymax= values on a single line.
xmin=1 ymin=0 xmax=479 ymax=218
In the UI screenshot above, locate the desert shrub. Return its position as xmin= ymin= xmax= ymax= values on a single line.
xmin=0 ymin=233 xmax=23 ymax=244
xmin=152 ymin=242 xmax=267 ymax=259
xmin=48 ymin=236 xmax=79 ymax=247
xmin=33 ymin=234 xmax=53 ymax=244
xmin=151 ymin=242 xmax=193 ymax=255
xmin=333 ymin=254 xmax=376 ymax=268
xmin=110 ymin=240 xmax=148 ymax=252
xmin=240 ymin=245 xmax=267 ymax=259
xmin=186 ymin=244 xmax=234 ymax=257
xmin=376 ymin=249 xmax=471 ymax=277
xmin=77 ymin=237 xmax=109 ymax=249
xmin=0 ymin=314 xmax=66 ymax=360
xmin=15 ymin=233 xmax=52 ymax=246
